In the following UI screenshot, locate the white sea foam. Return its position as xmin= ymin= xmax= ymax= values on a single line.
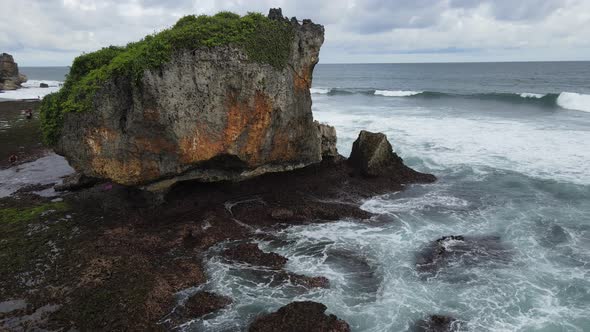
xmin=519 ymin=92 xmax=545 ymax=99
xmin=185 ymin=85 xmax=590 ymax=332
xmin=374 ymin=90 xmax=422 ymax=97
xmin=0 ymin=80 xmax=62 ymax=100
xmin=361 ymin=191 xmax=470 ymax=214
xmin=313 ymin=106 xmax=590 ymax=185
xmin=310 ymin=87 xmax=331 ymax=94
xmin=556 ymin=92 xmax=590 ymax=113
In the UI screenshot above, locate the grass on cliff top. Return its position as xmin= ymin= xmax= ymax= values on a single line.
xmin=39 ymin=11 xmax=294 ymax=145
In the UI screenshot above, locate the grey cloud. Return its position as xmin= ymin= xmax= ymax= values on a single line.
xmin=450 ymin=0 xmax=566 ymax=21
xmin=0 ymin=0 xmax=588 ymax=65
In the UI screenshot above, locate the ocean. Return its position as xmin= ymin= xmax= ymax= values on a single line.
xmin=202 ymin=62 xmax=590 ymax=331
xmin=0 ymin=67 xmax=65 ymax=101
xmin=3 ymin=62 xmax=590 ymax=331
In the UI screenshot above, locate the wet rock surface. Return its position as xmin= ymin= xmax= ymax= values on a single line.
xmin=539 ymin=224 xmax=571 ymax=248
xmin=222 ymin=242 xmax=330 ymax=289
xmin=1 ymin=137 xmax=434 ymax=330
xmin=54 ymin=173 xmax=101 ymax=192
xmin=412 ymin=315 xmax=466 ymax=332
xmin=184 ymin=291 xmax=232 ymax=318
xmin=325 ymin=248 xmax=381 ymax=304
xmin=416 ymin=235 xmax=512 ymax=278
xmin=248 ymin=301 xmax=350 ymax=332
xmin=223 ymin=243 xmax=288 ymax=270
xmin=0 ymin=100 xmax=47 ymax=169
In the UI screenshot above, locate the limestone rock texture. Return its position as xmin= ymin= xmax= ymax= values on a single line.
xmin=55 ymin=10 xmax=325 ymax=191
xmin=316 ymin=122 xmax=339 ymax=159
xmin=0 ymin=53 xmax=27 ymax=91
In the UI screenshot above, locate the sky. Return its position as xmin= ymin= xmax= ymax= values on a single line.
xmin=1 ymin=0 xmax=590 ymax=66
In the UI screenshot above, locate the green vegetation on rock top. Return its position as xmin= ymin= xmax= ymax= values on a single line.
xmin=39 ymin=11 xmax=294 ymax=145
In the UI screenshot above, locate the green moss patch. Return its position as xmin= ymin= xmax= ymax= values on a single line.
xmin=0 ymin=201 xmax=68 ymax=223
xmin=0 ymin=201 xmax=71 ymax=282
xmin=39 ymin=11 xmax=294 ymax=145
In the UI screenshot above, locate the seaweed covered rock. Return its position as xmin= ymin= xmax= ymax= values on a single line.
xmin=416 ymin=235 xmax=512 ymax=279
xmin=41 ymin=9 xmax=324 ymax=191
xmin=222 ymin=243 xmax=287 ymax=270
xmin=249 ymin=301 xmax=350 ymax=332
xmin=184 ymin=291 xmax=232 ymax=318
xmin=0 ymin=53 xmax=27 ymax=91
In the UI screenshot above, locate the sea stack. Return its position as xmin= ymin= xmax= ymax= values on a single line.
xmin=41 ymin=8 xmax=326 ymax=191
xmin=0 ymin=53 xmax=27 ymax=90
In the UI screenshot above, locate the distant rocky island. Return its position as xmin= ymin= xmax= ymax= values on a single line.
xmin=0 ymin=53 xmax=27 ymax=91
xmin=2 ymin=9 xmax=437 ymax=331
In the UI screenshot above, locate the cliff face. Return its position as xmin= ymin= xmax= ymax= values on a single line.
xmin=0 ymin=53 xmax=27 ymax=91
xmin=53 ymin=9 xmax=325 ymax=190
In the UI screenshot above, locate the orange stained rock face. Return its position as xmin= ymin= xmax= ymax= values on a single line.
xmin=226 ymin=91 xmax=274 ymax=164
xmin=134 ymin=136 xmax=176 ymax=155
xmin=86 ymin=127 xmax=118 ymax=155
xmin=90 ymin=156 xmax=160 ymax=185
xmin=178 ymin=123 xmax=225 ymax=164
xmin=179 ymin=90 xmax=276 ymax=166
xmin=293 ymin=65 xmax=312 ymax=92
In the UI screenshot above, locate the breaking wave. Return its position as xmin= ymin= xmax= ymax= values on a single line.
xmin=310 ymin=87 xmax=590 ymax=112
xmin=310 ymin=87 xmax=331 ymax=95
xmin=556 ymin=92 xmax=590 ymax=113
xmin=374 ymin=90 xmax=423 ymax=97
xmin=0 ymin=80 xmax=63 ymax=100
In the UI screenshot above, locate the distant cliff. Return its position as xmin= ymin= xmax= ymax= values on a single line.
xmin=0 ymin=53 xmax=27 ymax=91
xmin=41 ymin=9 xmax=326 ymax=190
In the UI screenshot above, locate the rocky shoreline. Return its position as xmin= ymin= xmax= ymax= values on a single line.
xmin=1 ymin=8 xmax=453 ymax=332
xmin=0 ymin=127 xmax=437 ymax=330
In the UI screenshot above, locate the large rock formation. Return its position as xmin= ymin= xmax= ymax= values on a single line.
xmin=53 ymin=9 xmax=325 ymax=191
xmin=0 ymin=53 xmax=27 ymax=91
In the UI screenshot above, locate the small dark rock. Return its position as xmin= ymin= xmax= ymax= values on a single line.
xmin=55 ymin=173 xmax=100 ymax=192
xmin=249 ymin=301 xmax=350 ymax=332
xmin=325 ymin=248 xmax=381 ymax=302
xmin=413 ymin=315 xmax=466 ymax=332
xmin=184 ymin=291 xmax=232 ymax=318
xmin=277 ymin=272 xmax=330 ymax=289
xmin=222 ymin=243 xmax=287 ymax=270
xmin=416 ymin=235 xmax=512 ymax=278
xmin=540 ymin=225 xmax=571 ymax=247
xmin=39 ymin=83 xmax=49 ymax=88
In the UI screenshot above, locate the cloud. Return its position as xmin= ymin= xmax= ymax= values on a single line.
xmin=0 ymin=0 xmax=589 ymax=65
